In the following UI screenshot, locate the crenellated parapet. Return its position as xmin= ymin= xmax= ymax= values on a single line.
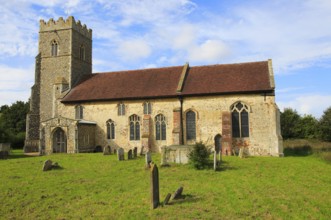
xmin=39 ymin=16 xmax=92 ymax=39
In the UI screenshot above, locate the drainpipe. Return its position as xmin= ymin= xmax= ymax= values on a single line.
xmin=179 ymin=96 xmax=184 ymax=145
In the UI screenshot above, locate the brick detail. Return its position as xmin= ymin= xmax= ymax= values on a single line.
xmin=172 ymin=108 xmax=182 ymax=145
xmin=221 ymin=111 xmax=232 ymax=155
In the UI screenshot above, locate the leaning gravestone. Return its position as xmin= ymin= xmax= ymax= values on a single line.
xmin=128 ymin=149 xmax=133 ymax=160
xmin=117 ymin=148 xmax=124 ymax=161
xmin=172 ymin=186 xmax=184 ymax=200
xmin=163 ymin=193 xmax=171 ymax=205
xmin=150 ymin=164 xmax=160 ymax=209
xmin=146 ymin=151 xmax=152 ymax=167
xmin=133 ymin=147 xmax=138 ymax=158
xmin=43 ymin=159 xmax=53 ymax=171
xmin=103 ymin=146 xmax=111 ymax=155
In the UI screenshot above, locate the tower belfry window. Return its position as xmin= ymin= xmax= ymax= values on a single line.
xmin=80 ymin=45 xmax=85 ymax=60
xmin=51 ymin=40 xmax=58 ymax=57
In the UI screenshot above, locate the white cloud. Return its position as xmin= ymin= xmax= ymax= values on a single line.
xmin=116 ymin=39 xmax=151 ymax=61
xmin=188 ymin=40 xmax=230 ymax=63
xmin=278 ymin=94 xmax=331 ymax=118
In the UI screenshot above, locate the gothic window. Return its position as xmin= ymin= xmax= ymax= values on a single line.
xmin=75 ymin=105 xmax=83 ymax=119
xmin=80 ymin=45 xmax=85 ymax=61
xmin=51 ymin=40 xmax=58 ymax=57
xmin=106 ymin=119 xmax=115 ymax=139
xmin=155 ymin=114 xmax=166 ymax=140
xmin=231 ymin=102 xmax=249 ymax=138
xmin=129 ymin=114 xmax=140 ymax=140
xmin=143 ymin=102 xmax=152 ymax=114
xmin=186 ymin=110 xmax=196 ymax=140
xmin=118 ymin=103 xmax=125 ymax=116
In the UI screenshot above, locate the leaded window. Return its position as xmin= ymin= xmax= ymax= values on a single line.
xmin=129 ymin=114 xmax=140 ymax=140
xmin=51 ymin=40 xmax=58 ymax=56
xmin=106 ymin=119 xmax=115 ymax=139
xmin=118 ymin=103 xmax=125 ymax=116
xmin=186 ymin=110 xmax=196 ymax=140
xmin=80 ymin=45 xmax=85 ymax=60
xmin=231 ymin=102 xmax=249 ymax=138
xmin=155 ymin=114 xmax=166 ymax=140
xmin=75 ymin=105 xmax=83 ymax=119
xmin=143 ymin=102 xmax=152 ymax=114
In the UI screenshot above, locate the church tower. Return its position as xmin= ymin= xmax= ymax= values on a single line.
xmin=24 ymin=16 xmax=92 ymax=152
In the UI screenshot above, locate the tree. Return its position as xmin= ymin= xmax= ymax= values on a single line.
xmin=280 ymin=108 xmax=301 ymax=139
xmin=318 ymin=107 xmax=331 ymax=142
xmin=298 ymin=114 xmax=318 ymax=139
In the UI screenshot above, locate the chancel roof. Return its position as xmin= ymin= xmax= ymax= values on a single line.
xmin=61 ymin=60 xmax=274 ymax=103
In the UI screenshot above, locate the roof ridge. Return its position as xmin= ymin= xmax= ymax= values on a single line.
xmin=189 ymin=60 xmax=268 ymax=68
xmin=93 ymin=65 xmax=183 ymax=75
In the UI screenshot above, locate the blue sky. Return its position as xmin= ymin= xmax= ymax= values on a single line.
xmin=0 ymin=0 xmax=330 ymax=118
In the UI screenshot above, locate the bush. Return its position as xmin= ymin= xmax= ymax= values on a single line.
xmin=188 ymin=142 xmax=210 ymax=169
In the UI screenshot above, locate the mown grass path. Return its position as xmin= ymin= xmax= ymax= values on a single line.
xmin=1 ymin=150 xmax=330 ymax=219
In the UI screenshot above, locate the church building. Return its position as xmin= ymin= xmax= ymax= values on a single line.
xmin=24 ymin=16 xmax=283 ymax=156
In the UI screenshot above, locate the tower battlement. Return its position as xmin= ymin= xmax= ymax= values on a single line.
xmin=40 ymin=16 xmax=92 ymax=39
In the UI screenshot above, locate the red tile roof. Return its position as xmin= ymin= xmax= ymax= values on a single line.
xmin=62 ymin=60 xmax=274 ymax=103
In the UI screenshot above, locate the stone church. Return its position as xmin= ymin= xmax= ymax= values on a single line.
xmin=24 ymin=16 xmax=283 ymax=156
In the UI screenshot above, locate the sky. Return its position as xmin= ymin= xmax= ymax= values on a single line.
xmin=0 ymin=0 xmax=330 ymax=118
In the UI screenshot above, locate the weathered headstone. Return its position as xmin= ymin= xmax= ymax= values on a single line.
xmin=103 ymin=146 xmax=111 ymax=155
xmin=213 ymin=151 xmax=217 ymax=171
xmin=133 ymin=147 xmax=138 ymax=158
xmin=128 ymin=149 xmax=133 ymax=160
xmin=117 ymin=148 xmax=124 ymax=161
xmin=239 ymin=148 xmax=243 ymax=158
xmin=172 ymin=186 xmax=183 ymax=200
xmin=146 ymin=151 xmax=152 ymax=167
xmin=43 ymin=159 xmax=53 ymax=171
xmin=150 ymin=164 xmax=160 ymax=209
xmin=160 ymin=146 xmax=169 ymax=166
xmin=163 ymin=193 xmax=171 ymax=205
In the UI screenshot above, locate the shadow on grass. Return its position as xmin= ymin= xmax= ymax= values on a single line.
xmin=165 ymin=194 xmax=198 ymax=206
xmin=215 ymin=160 xmax=238 ymax=172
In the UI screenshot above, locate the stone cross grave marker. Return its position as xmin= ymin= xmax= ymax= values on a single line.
xmin=150 ymin=164 xmax=160 ymax=209
xmin=117 ymin=148 xmax=124 ymax=161
xmin=133 ymin=147 xmax=138 ymax=158
xmin=128 ymin=149 xmax=133 ymax=160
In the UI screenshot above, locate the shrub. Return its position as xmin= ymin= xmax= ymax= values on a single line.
xmin=188 ymin=142 xmax=210 ymax=169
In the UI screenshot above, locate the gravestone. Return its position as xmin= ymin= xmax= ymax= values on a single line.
xmin=43 ymin=159 xmax=53 ymax=171
xmin=213 ymin=151 xmax=217 ymax=171
xmin=160 ymin=146 xmax=169 ymax=166
xmin=146 ymin=151 xmax=152 ymax=167
xmin=239 ymin=148 xmax=244 ymax=158
xmin=150 ymin=164 xmax=160 ymax=209
xmin=172 ymin=186 xmax=184 ymax=200
xmin=103 ymin=146 xmax=111 ymax=155
xmin=128 ymin=149 xmax=133 ymax=160
xmin=117 ymin=148 xmax=124 ymax=161
xmin=163 ymin=193 xmax=171 ymax=205
xmin=133 ymin=147 xmax=138 ymax=158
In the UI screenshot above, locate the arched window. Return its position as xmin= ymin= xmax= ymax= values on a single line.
xmin=186 ymin=110 xmax=196 ymax=140
xmin=80 ymin=45 xmax=85 ymax=60
xmin=155 ymin=114 xmax=166 ymax=140
xmin=118 ymin=103 xmax=125 ymax=116
xmin=129 ymin=114 xmax=140 ymax=140
xmin=106 ymin=119 xmax=115 ymax=139
xmin=51 ymin=40 xmax=58 ymax=56
xmin=143 ymin=102 xmax=152 ymax=114
xmin=231 ymin=102 xmax=249 ymax=138
xmin=75 ymin=105 xmax=83 ymax=119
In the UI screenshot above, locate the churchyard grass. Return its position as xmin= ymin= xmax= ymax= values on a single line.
xmin=1 ymin=149 xmax=330 ymax=219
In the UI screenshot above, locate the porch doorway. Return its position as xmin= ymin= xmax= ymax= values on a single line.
xmin=53 ymin=128 xmax=67 ymax=153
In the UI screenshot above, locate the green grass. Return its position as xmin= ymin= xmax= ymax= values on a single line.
xmin=1 ymin=149 xmax=331 ymax=219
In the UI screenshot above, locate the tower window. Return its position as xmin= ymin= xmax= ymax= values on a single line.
xmin=75 ymin=105 xmax=84 ymax=119
xmin=106 ymin=119 xmax=115 ymax=140
xmin=129 ymin=114 xmax=140 ymax=140
xmin=143 ymin=102 xmax=152 ymax=114
xmin=155 ymin=114 xmax=166 ymax=140
xmin=231 ymin=102 xmax=249 ymax=138
xmin=186 ymin=110 xmax=196 ymax=140
xmin=51 ymin=40 xmax=58 ymax=56
xmin=118 ymin=103 xmax=125 ymax=116
xmin=80 ymin=45 xmax=85 ymax=61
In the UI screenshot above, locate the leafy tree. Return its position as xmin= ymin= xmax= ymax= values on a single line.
xmin=298 ymin=114 xmax=318 ymax=139
xmin=318 ymin=107 xmax=331 ymax=142
xmin=280 ymin=108 xmax=301 ymax=139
